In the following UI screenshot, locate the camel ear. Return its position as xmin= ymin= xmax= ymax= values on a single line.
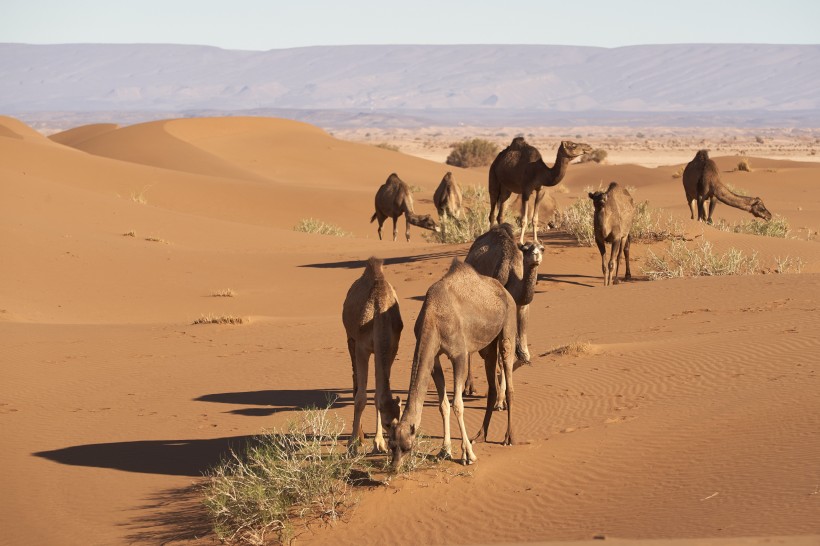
xmin=588 ymin=192 xmax=595 ymax=199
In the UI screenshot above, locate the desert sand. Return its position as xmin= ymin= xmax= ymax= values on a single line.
xmin=1 ymin=115 xmax=819 ymax=545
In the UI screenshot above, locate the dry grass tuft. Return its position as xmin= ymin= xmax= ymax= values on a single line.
xmin=293 ymin=218 xmax=351 ymax=237
xmin=547 ymin=341 xmax=594 ymax=357
xmin=671 ymin=165 xmax=685 ymax=179
xmin=374 ymin=142 xmax=400 ymax=152
xmin=425 ymin=185 xmax=518 ymax=244
xmin=714 ymin=216 xmax=790 ymax=238
xmin=773 ymin=256 xmax=804 ymax=274
xmin=736 ymin=158 xmax=753 ymax=172
xmin=643 ymin=239 xmax=759 ymax=279
xmin=123 ymin=230 xmax=136 ymax=237
xmin=446 ymin=139 xmax=499 ymax=168
xmin=192 ymin=314 xmax=244 ymax=325
xmin=210 ymin=289 xmax=236 ymax=298
xmin=144 ymin=236 xmax=169 ymax=244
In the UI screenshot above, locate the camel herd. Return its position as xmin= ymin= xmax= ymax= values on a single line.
xmin=349 ymin=138 xmax=774 ymax=469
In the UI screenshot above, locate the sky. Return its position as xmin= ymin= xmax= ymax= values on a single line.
xmin=2 ymin=0 xmax=819 ymax=51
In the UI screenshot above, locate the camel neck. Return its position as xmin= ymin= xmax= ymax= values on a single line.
xmin=549 ymin=150 xmax=571 ymax=184
xmin=403 ymin=329 xmax=436 ymax=426
xmin=507 ymin=263 xmax=538 ymax=305
xmin=713 ymin=183 xmax=754 ymax=212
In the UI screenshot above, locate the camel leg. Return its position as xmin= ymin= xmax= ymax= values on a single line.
xmin=495 ymin=354 xmax=507 ymax=411
xmin=707 ymin=197 xmax=717 ymax=224
xmin=372 ymin=329 xmax=398 ymax=454
xmin=596 ymin=239 xmax=608 ymax=285
xmin=391 ymin=216 xmax=398 ymax=242
xmin=697 ymin=195 xmax=706 ymax=223
xmin=614 ymin=236 xmax=626 ymax=284
xmin=623 ymin=235 xmax=632 ymax=281
xmin=608 ymin=239 xmax=622 ymax=286
xmin=518 ymin=193 xmax=530 ymax=245
xmin=472 ymin=343 xmax=498 ymax=444
xmin=404 ymin=213 xmax=411 ymax=242
xmin=464 ymin=353 xmax=478 ymax=396
xmin=516 ymin=304 xmax=531 ymax=363
xmin=687 ymin=199 xmax=695 ymax=220
xmin=431 ymin=356 xmax=452 ymax=459
xmin=348 ymin=345 xmax=370 ymax=453
xmin=451 ymin=353 xmax=477 ymax=465
xmin=532 ymin=189 xmax=547 ymax=243
xmin=496 ymin=188 xmax=512 ymax=225
xmin=376 ymin=216 xmax=385 ymax=240
xmin=499 ymin=335 xmax=516 ymax=445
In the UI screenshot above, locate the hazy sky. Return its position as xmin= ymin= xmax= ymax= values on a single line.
xmin=3 ymin=0 xmax=819 ymax=50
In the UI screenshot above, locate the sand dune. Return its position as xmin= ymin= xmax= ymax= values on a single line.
xmin=1 ymin=115 xmax=818 ymax=545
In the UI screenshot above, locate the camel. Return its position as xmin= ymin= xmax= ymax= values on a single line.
xmin=342 ymin=257 xmax=403 ymax=453
xmin=589 ymin=182 xmax=635 ymax=286
xmin=433 ymin=171 xmax=463 ymax=221
xmin=489 ymin=137 xmax=592 ymax=244
xmin=371 ymin=173 xmax=440 ymax=241
xmin=388 ymin=260 xmax=527 ymax=469
xmin=465 ymin=223 xmax=542 ymax=407
xmin=682 ymin=150 xmax=772 ymax=223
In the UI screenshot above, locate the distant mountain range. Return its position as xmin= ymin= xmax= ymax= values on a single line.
xmin=2 ymin=43 xmax=819 ymax=127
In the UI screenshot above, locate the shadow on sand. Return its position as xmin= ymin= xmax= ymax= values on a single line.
xmin=299 ymin=248 xmax=467 ymax=270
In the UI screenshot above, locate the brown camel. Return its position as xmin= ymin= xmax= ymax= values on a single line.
xmin=342 ymin=257 xmax=403 ymax=453
xmin=371 ymin=173 xmax=440 ymax=241
xmin=388 ymin=260 xmax=526 ymax=469
xmin=682 ymin=150 xmax=772 ymax=223
xmin=465 ymin=223 xmax=542 ymax=407
xmin=433 ymin=171 xmax=463 ymax=221
xmin=589 ymin=182 xmax=635 ymax=286
xmin=489 ymin=137 xmax=592 ymax=244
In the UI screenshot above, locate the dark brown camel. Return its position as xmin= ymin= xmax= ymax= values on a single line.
xmin=682 ymin=150 xmax=772 ymax=223
xmin=433 ymin=171 xmax=463 ymax=221
xmin=371 ymin=173 xmax=440 ymax=241
xmin=488 ymin=137 xmax=592 ymax=244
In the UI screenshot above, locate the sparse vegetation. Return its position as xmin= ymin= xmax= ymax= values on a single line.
xmin=211 ymin=289 xmax=236 ymax=298
xmin=643 ymin=239 xmax=759 ymax=279
xmin=736 ymin=158 xmax=753 ymax=172
xmin=755 ymin=135 xmax=765 ymax=144
xmin=547 ymin=341 xmax=593 ymax=357
xmin=123 ymin=230 xmax=136 ymax=237
xmin=578 ymin=148 xmax=608 ymax=164
xmin=374 ymin=142 xmax=400 ymax=152
xmin=773 ymin=256 xmax=803 ymax=274
xmin=130 ymin=186 xmax=151 ymax=205
xmin=192 ymin=314 xmax=244 ymax=325
xmin=671 ymin=165 xmax=685 ymax=179
xmin=144 ymin=236 xmax=168 ymax=244
xmin=445 ymin=138 xmax=499 ymax=168
xmin=293 ymin=218 xmax=351 ymax=237
xmin=203 ymin=407 xmax=365 ymax=546
xmin=714 ymin=216 xmax=791 ymax=238
xmin=425 ymin=185 xmax=518 ymax=244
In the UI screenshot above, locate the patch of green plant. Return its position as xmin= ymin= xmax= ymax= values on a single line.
xmin=643 ymin=239 xmax=759 ymax=279
xmin=446 ymin=138 xmax=499 ymax=168
xmin=293 ymin=218 xmax=351 ymax=237
xmin=425 ymin=185 xmax=518 ymax=244
xmin=714 ymin=216 xmax=790 ymax=238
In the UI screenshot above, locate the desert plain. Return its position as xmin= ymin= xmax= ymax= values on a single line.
xmin=1 ymin=114 xmax=819 ymax=545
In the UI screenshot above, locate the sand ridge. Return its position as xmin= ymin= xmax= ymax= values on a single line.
xmin=2 ymin=115 xmax=819 ymax=545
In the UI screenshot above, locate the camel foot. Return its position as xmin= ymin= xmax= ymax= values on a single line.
xmin=494 ymin=401 xmax=507 ymax=411
xmin=372 ymin=437 xmax=387 ymax=454
xmin=437 ymin=445 xmax=452 ymax=460
xmin=461 ymin=451 xmax=477 ymax=466
xmin=502 ymin=436 xmax=515 ymax=446
xmin=471 ymin=431 xmax=487 ymax=444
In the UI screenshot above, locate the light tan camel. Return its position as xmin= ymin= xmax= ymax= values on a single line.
xmin=342 ymin=257 xmax=403 ymax=453
xmin=388 ymin=260 xmax=527 ymax=469
xmin=589 ymin=182 xmax=635 ymax=286
xmin=371 ymin=173 xmax=440 ymax=241
xmin=433 ymin=171 xmax=463 ymax=221
xmin=465 ymin=223 xmax=542 ymax=407
xmin=489 ymin=137 xmax=592 ymax=244
xmin=682 ymin=149 xmax=772 ymax=223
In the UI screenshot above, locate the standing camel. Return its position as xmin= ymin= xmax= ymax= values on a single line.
xmin=589 ymin=182 xmax=635 ymax=286
xmin=371 ymin=173 xmax=440 ymax=241
xmin=342 ymin=257 xmax=403 ymax=453
xmin=465 ymin=223 xmax=542 ymax=406
xmin=433 ymin=171 xmax=463 ymax=221
xmin=489 ymin=137 xmax=592 ymax=244
xmin=388 ymin=260 xmax=527 ymax=469
xmin=682 ymin=150 xmax=772 ymax=223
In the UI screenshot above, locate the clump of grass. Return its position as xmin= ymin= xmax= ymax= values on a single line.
xmin=714 ymin=216 xmax=790 ymax=238
xmin=130 ymin=185 xmax=151 ymax=205
xmin=556 ymin=195 xmax=596 ymax=246
xmin=382 ymin=432 xmax=442 ymax=475
xmin=293 ymin=218 xmax=351 ymax=237
xmin=123 ymin=230 xmax=136 ymax=237
xmin=446 ymin=138 xmax=499 ymax=168
xmin=578 ymin=148 xmax=608 ymax=164
xmin=671 ymin=165 xmax=685 ymax=179
xmin=211 ymin=289 xmax=236 ymax=298
xmin=192 ymin=314 xmax=244 ymax=325
xmin=736 ymin=158 xmax=753 ymax=172
xmin=144 ymin=236 xmax=168 ymax=244
xmin=643 ymin=239 xmax=759 ymax=280
xmin=773 ymin=256 xmax=803 ymax=274
xmin=203 ymin=406 xmax=365 ymax=546
xmin=547 ymin=341 xmax=593 ymax=357
xmin=374 ymin=142 xmax=399 ymax=152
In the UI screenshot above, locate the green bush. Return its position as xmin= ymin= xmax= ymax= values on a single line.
xmin=425 ymin=186 xmax=518 ymax=244
xmin=714 ymin=216 xmax=790 ymax=238
xmin=445 ymin=139 xmax=499 ymax=168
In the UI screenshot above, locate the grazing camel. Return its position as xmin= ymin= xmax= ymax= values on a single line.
xmin=489 ymin=137 xmax=592 ymax=244
xmin=682 ymin=150 xmax=772 ymax=223
xmin=371 ymin=173 xmax=440 ymax=241
xmin=342 ymin=257 xmax=403 ymax=453
xmin=388 ymin=260 xmax=527 ymax=469
xmin=589 ymin=182 xmax=635 ymax=286
xmin=465 ymin=223 xmax=542 ymax=407
xmin=433 ymin=171 xmax=463 ymax=221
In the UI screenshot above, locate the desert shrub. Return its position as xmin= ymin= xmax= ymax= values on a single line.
xmin=773 ymin=256 xmax=803 ymax=274
xmin=426 ymin=186 xmax=518 ymax=244
xmin=293 ymin=218 xmax=350 ymax=237
xmin=755 ymin=135 xmax=765 ymax=144
xmin=556 ymin=195 xmax=596 ymax=246
xmin=714 ymin=216 xmax=790 ymax=238
xmin=210 ymin=289 xmax=236 ymax=298
xmin=446 ymin=139 xmax=499 ymax=168
xmin=671 ymin=165 xmax=685 ymax=179
xmin=547 ymin=341 xmax=593 ymax=357
xmin=192 ymin=314 xmax=244 ymax=325
xmin=630 ymin=202 xmax=685 ymax=242
xmin=375 ymin=142 xmax=399 ymax=152
xmin=642 ymin=240 xmax=759 ymax=280
xmin=578 ymin=148 xmax=608 ymax=164
xmin=736 ymin=158 xmax=753 ymax=172
xmin=203 ymin=407 xmax=365 ymax=546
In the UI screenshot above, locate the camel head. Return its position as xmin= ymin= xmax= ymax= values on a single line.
xmin=588 ymin=189 xmax=608 ymax=210
xmin=561 ymin=141 xmax=594 ymax=160
xmin=388 ymin=419 xmax=415 ymax=471
xmin=750 ymin=197 xmax=773 ymax=221
xmin=409 ymin=213 xmax=441 ymax=233
xmin=518 ymin=241 xmax=544 ymax=269
xmin=380 ymin=396 xmax=402 ymax=431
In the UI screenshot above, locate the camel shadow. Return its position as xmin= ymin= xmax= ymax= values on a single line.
xmin=122 ymin=484 xmax=211 ymax=544
xmin=34 ymin=435 xmax=252 ymax=477
xmin=195 ymin=388 xmax=352 ymax=416
xmin=300 ymin=249 xmax=466 ymax=270
xmin=538 ymin=272 xmax=597 ymax=288
xmin=538 ymin=230 xmax=586 ymax=248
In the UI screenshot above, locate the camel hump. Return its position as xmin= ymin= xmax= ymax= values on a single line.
xmin=695 ymin=149 xmax=710 ymax=162
xmin=509 ymin=136 xmax=527 ymax=149
xmin=365 ymin=256 xmax=385 ymax=278
xmin=446 ymin=258 xmax=472 ymax=276
xmin=491 ymin=222 xmax=516 ymax=239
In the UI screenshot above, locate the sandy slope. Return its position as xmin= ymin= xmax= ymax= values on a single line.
xmin=1 ymin=116 xmax=819 ymax=545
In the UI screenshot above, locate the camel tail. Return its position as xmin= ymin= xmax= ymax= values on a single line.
xmin=370 ymin=211 xmax=378 ymax=223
